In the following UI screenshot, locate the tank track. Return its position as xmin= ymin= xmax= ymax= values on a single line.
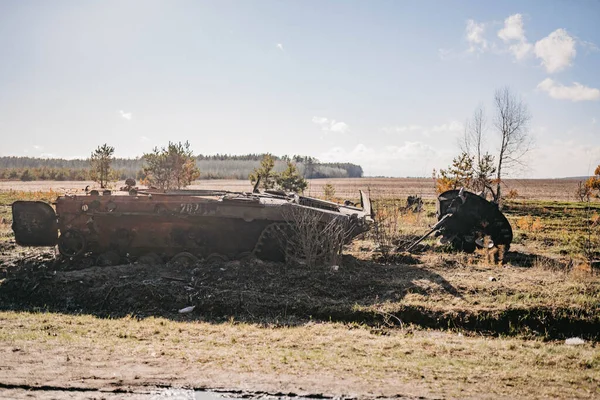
xmin=253 ymin=222 xmax=291 ymax=261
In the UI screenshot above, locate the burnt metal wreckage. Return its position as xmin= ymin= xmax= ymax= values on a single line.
xmin=405 ymin=188 xmax=513 ymax=253
xmin=12 ymin=188 xmax=375 ymax=265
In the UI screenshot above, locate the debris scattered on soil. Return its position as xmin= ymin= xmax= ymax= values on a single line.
xmin=1 ymin=238 xmax=598 ymax=340
xmin=565 ymin=337 xmax=586 ymax=345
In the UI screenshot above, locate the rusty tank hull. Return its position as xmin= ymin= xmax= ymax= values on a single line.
xmin=12 ymin=189 xmax=373 ymax=263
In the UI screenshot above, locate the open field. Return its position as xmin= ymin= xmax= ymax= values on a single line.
xmin=0 ymin=180 xmax=599 ymax=399
xmin=0 ymin=176 xmax=595 ymax=201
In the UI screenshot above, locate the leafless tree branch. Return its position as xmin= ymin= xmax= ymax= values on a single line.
xmin=493 ymin=87 xmax=533 ymax=205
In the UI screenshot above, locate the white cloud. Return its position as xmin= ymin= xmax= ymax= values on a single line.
xmin=431 ymin=121 xmax=463 ymax=133
xmin=498 ymin=14 xmax=526 ymax=42
xmin=580 ymin=40 xmax=599 ymax=54
xmin=276 ymin=43 xmax=284 ymax=51
xmin=32 ymin=145 xmax=42 ymax=150
xmin=466 ymin=19 xmax=487 ymax=53
xmin=119 ymin=110 xmax=132 ymax=120
xmin=534 ymin=29 xmax=576 ymax=73
xmin=509 ymin=40 xmax=533 ymax=60
xmin=592 ymin=117 xmax=597 ymax=125
xmin=312 ymin=116 xmax=349 ymax=134
xmin=537 ymin=78 xmax=600 ymax=102
xmin=329 ymin=121 xmax=349 ymax=133
xmin=497 ymin=14 xmax=532 ymax=61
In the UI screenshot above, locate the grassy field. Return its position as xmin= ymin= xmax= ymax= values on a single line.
xmin=0 ymin=176 xmax=595 ymax=200
xmin=0 ymin=179 xmax=599 ymax=399
xmin=0 ymin=312 xmax=598 ymax=399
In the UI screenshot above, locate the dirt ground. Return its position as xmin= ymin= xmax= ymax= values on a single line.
xmin=0 ymin=240 xmax=598 ymax=339
xmin=0 ymin=238 xmax=599 ymax=399
xmin=0 ymin=180 xmax=599 ymax=399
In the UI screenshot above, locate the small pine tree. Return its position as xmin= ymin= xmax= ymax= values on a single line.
xmin=90 ymin=144 xmax=115 ymax=188
xmin=249 ymin=154 xmax=277 ymax=190
xmin=472 ymin=152 xmax=497 ymax=196
xmin=435 ymin=152 xmax=474 ymax=193
xmin=276 ymin=161 xmax=308 ymax=193
xmin=323 ymin=183 xmax=336 ymax=200
xmin=142 ymin=141 xmax=200 ymax=190
xmin=20 ymin=169 xmax=33 ymax=182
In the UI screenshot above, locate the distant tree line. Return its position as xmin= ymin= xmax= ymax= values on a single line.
xmin=0 ymin=154 xmax=363 ymax=181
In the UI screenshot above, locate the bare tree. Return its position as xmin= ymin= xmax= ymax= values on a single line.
xmin=460 ymin=106 xmax=497 ymax=198
xmin=462 ymin=105 xmax=486 ymax=164
xmin=492 ymin=87 xmax=532 ymax=205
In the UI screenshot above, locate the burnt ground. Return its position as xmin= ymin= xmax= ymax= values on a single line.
xmin=1 ymin=240 xmax=598 ymax=340
xmin=0 ymin=240 xmax=449 ymax=323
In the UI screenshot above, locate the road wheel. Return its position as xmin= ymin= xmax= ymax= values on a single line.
xmin=97 ymin=251 xmax=121 ymax=266
xmin=206 ymin=253 xmax=229 ymax=264
xmin=137 ymin=252 xmax=163 ymax=266
xmin=58 ymin=229 xmax=86 ymax=257
xmin=253 ymin=223 xmax=289 ymax=262
xmin=169 ymin=252 xmax=198 ymax=268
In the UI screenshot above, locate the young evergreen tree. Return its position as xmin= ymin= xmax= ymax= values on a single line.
xmin=142 ymin=141 xmax=200 ymax=190
xmin=276 ymin=161 xmax=308 ymax=193
xmin=89 ymin=144 xmax=115 ymax=188
xmin=435 ymin=152 xmax=474 ymax=193
xmin=249 ymin=154 xmax=277 ymax=190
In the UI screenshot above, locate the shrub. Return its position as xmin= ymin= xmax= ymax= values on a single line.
xmin=515 ymin=216 xmax=543 ymax=232
xmin=279 ymin=206 xmax=351 ymax=268
xmin=505 ymin=189 xmax=519 ymax=200
xmin=323 ymin=183 xmax=336 ymax=200
xmin=142 ymin=141 xmax=200 ymax=190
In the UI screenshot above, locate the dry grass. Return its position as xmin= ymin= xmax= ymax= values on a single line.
xmin=504 ymin=200 xmax=600 ymax=259
xmin=2 ymin=177 xmax=597 ymax=201
xmin=515 ymin=215 xmax=544 ymax=232
xmin=0 ymin=311 xmax=598 ymax=399
xmin=1 ymin=181 xmax=599 ymax=398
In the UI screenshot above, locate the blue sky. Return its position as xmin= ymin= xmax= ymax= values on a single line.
xmin=0 ymin=0 xmax=599 ymax=177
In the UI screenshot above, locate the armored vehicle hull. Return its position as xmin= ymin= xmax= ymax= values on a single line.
xmin=12 ymin=190 xmax=373 ymax=263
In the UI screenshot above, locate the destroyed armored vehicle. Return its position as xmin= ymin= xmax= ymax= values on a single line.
xmin=435 ymin=189 xmax=513 ymax=252
xmin=406 ymin=188 xmax=513 ymax=253
xmin=12 ymin=189 xmax=374 ymax=264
